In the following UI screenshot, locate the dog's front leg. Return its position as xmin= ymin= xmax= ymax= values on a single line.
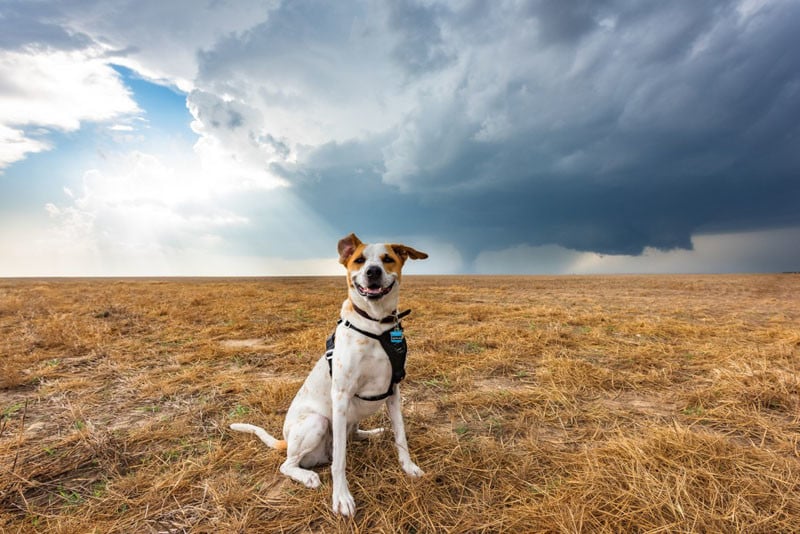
xmin=330 ymin=387 xmax=355 ymax=516
xmin=386 ymin=386 xmax=424 ymax=477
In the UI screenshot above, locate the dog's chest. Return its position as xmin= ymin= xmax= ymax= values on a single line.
xmin=335 ymin=328 xmax=392 ymax=377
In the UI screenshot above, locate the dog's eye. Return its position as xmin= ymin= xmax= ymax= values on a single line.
xmin=382 ymin=255 xmax=395 ymax=263
xmin=354 ymin=256 xmax=366 ymax=264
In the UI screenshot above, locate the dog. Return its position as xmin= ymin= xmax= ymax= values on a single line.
xmin=230 ymin=233 xmax=428 ymax=516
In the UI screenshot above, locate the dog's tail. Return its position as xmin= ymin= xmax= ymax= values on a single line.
xmin=230 ymin=423 xmax=288 ymax=451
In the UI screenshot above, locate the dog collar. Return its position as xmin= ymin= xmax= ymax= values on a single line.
xmin=351 ymin=303 xmax=412 ymax=324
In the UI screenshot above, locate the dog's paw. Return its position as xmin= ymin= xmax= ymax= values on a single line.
xmin=402 ymin=461 xmax=425 ymax=478
xmin=332 ymin=490 xmax=356 ymax=516
xmin=281 ymin=465 xmax=322 ymax=489
xmin=300 ymin=471 xmax=321 ymax=489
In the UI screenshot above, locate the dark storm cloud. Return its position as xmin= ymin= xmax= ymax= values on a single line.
xmin=388 ymin=0 xmax=455 ymax=75
xmin=289 ymin=0 xmax=800 ymax=257
xmin=528 ymin=0 xmax=605 ymax=46
xmin=187 ymin=0 xmax=800 ymax=260
xmin=288 ymin=135 xmax=799 ymax=258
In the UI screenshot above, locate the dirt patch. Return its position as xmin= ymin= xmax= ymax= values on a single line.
xmin=594 ymin=391 xmax=678 ymax=419
xmin=219 ymin=338 xmax=272 ymax=350
xmin=474 ymin=377 xmax=536 ymax=394
xmin=406 ymin=400 xmax=439 ymax=419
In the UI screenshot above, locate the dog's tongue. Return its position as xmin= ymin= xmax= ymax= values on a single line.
xmin=365 ymin=286 xmax=384 ymax=295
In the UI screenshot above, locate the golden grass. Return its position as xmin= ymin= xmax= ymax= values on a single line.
xmin=1 ymin=274 xmax=798 ymax=532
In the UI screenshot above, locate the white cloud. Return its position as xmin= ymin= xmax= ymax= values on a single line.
xmin=59 ymin=0 xmax=277 ymax=91
xmin=0 ymin=144 xmax=340 ymax=277
xmin=187 ymin=90 xmax=288 ymax=190
xmin=0 ymin=47 xmax=139 ymax=170
xmin=0 ymin=47 xmax=138 ymax=128
xmin=45 ymin=150 xmax=254 ymax=254
xmin=0 ymin=0 xmax=275 ymax=171
xmin=0 ymin=124 xmax=50 ymax=171
xmin=0 ymin=217 xmax=340 ymax=277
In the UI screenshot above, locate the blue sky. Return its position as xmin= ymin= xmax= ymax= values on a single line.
xmin=1 ymin=0 xmax=799 ymax=276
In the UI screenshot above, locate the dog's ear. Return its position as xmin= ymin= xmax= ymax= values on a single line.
xmin=338 ymin=233 xmax=363 ymax=265
xmin=390 ymin=244 xmax=428 ymax=263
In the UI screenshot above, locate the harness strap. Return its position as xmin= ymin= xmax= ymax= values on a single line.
xmin=325 ymin=314 xmax=409 ymax=401
xmin=355 ymin=382 xmax=395 ymax=402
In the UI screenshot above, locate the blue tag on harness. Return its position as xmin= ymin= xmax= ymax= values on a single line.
xmin=390 ymin=328 xmax=404 ymax=343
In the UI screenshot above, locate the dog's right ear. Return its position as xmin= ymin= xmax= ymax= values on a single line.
xmin=337 ymin=233 xmax=363 ymax=265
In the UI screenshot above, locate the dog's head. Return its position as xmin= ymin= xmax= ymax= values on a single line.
xmin=337 ymin=233 xmax=428 ymax=307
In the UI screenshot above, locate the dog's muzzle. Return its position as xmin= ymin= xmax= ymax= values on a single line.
xmin=354 ymin=279 xmax=395 ymax=299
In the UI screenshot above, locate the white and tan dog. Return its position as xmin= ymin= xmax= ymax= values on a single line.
xmin=231 ymin=233 xmax=428 ymax=516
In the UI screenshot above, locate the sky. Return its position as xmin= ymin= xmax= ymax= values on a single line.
xmin=1 ymin=0 xmax=799 ymax=276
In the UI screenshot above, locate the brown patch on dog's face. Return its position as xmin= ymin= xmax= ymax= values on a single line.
xmin=344 ymin=242 xmax=369 ymax=289
xmin=377 ymin=245 xmax=407 ymax=282
xmin=338 ymin=233 xmax=363 ymax=265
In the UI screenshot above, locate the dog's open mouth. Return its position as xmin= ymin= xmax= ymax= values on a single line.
xmin=355 ymin=280 xmax=395 ymax=299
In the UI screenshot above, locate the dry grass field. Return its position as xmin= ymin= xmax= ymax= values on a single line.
xmin=1 ymin=274 xmax=798 ymax=532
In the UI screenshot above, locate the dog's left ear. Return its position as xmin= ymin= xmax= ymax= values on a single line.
xmin=391 ymin=244 xmax=428 ymax=263
xmin=338 ymin=233 xmax=363 ymax=265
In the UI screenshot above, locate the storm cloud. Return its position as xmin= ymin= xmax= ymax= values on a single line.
xmin=188 ymin=0 xmax=800 ymax=258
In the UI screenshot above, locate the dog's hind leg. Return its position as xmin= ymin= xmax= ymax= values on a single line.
xmin=280 ymin=413 xmax=329 ymax=489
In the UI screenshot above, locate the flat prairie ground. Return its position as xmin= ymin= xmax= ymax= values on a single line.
xmin=0 ymin=275 xmax=798 ymax=533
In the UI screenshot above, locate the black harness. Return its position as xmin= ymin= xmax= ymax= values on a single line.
xmin=325 ymin=309 xmax=411 ymax=401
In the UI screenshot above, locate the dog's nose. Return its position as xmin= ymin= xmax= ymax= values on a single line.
xmin=366 ymin=266 xmax=382 ymax=280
